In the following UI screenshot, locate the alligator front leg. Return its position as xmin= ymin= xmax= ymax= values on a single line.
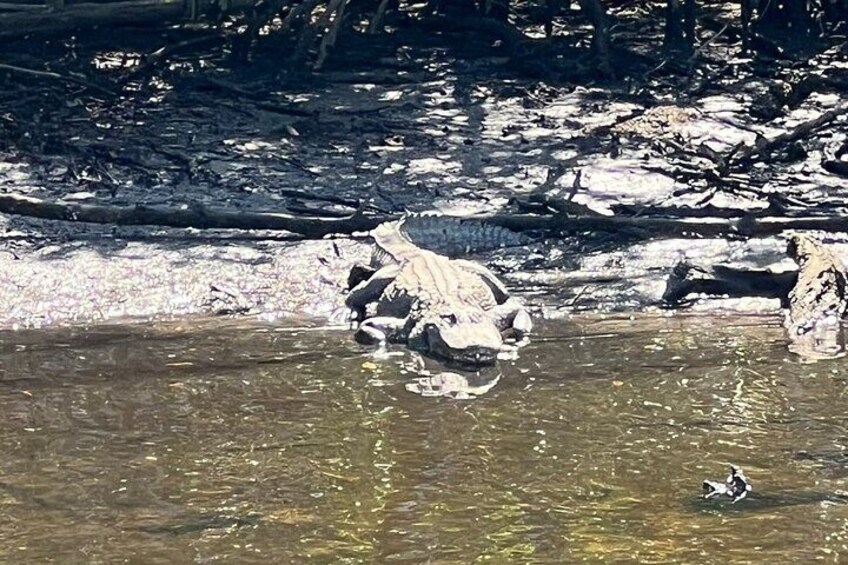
xmin=346 ymin=263 xmax=401 ymax=321
xmin=355 ymin=316 xmax=408 ymax=345
xmin=490 ymin=298 xmax=533 ymax=339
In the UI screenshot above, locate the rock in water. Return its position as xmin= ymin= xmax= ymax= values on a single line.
xmin=703 ymin=465 xmax=752 ymax=503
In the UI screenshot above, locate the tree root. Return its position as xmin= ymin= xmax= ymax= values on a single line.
xmin=368 ymin=0 xmax=392 ymax=34
xmin=314 ymin=0 xmax=349 ymax=70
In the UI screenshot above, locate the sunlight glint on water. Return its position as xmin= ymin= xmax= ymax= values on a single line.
xmin=0 ymin=315 xmax=847 ymax=563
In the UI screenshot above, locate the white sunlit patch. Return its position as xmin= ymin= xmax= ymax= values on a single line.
xmin=382 ymin=163 xmax=405 ymax=175
xmin=379 ymin=90 xmax=404 ymax=101
xmin=406 ymin=157 xmax=460 ymax=176
xmin=149 ymin=77 xmax=172 ymax=92
xmin=92 ymin=51 xmax=142 ymax=70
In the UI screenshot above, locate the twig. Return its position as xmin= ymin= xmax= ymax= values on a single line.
xmin=0 ymin=61 xmax=113 ymax=96
xmin=567 ymin=169 xmax=583 ymax=202
xmin=124 ymin=34 xmax=224 ymax=83
xmin=687 ymin=23 xmax=728 ymax=68
xmin=727 ymin=103 xmax=848 ymax=171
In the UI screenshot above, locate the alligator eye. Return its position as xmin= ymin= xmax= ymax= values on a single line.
xmin=441 ymin=313 xmax=458 ymax=324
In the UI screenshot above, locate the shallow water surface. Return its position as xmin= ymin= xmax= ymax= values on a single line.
xmin=1 ymin=315 xmax=848 ymax=563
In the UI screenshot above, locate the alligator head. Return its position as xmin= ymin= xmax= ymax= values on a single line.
xmin=409 ymin=303 xmax=503 ymax=366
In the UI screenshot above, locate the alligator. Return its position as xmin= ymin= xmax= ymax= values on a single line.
xmin=345 ymin=215 xmax=532 ymax=366
xmin=664 ymin=233 xmax=848 ymax=359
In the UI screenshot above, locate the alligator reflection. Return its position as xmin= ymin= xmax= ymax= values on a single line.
xmin=404 ymin=370 xmax=502 ymax=399
xmin=398 ymin=351 xmax=503 ymax=399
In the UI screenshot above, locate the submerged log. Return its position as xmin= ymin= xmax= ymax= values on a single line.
xmin=662 ymin=262 xmax=796 ymax=306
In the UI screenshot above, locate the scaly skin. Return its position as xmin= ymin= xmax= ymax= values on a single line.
xmin=346 ymin=217 xmax=531 ymax=365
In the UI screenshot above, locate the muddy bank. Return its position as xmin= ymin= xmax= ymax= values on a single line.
xmin=1 ymin=24 xmax=846 ymax=329
xmin=0 ymin=209 xmax=816 ymax=330
xmin=0 ymin=222 xmax=369 ymax=328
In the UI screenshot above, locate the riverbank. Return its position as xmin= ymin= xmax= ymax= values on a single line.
xmin=1 ymin=22 xmax=845 ymax=329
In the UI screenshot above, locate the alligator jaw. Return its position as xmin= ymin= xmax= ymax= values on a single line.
xmin=422 ymin=324 xmax=499 ymax=367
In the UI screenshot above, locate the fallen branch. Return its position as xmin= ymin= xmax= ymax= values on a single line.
xmin=194 ymin=77 xmax=315 ymax=116
xmin=7 ymin=191 xmax=848 ymax=240
xmin=481 ymin=212 xmax=848 ymax=239
xmin=124 ymin=34 xmax=225 ymax=83
xmin=0 ymin=0 xmax=255 ymax=39
xmin=727 ymin=104 xmax=848 ymax=171
xmin=0 ymin=193 xmax=394 ymax=238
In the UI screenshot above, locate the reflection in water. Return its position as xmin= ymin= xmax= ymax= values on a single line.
xmin=404 ymin=370 xmax=501 ymax=399
xmin=788 ymin=315 xmax=847 ymax=361
xmin=1 ymin=315 xmax=848 ymax=563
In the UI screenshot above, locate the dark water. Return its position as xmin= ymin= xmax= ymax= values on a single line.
xmin=1 ymin=315 xmax=848 ymax=564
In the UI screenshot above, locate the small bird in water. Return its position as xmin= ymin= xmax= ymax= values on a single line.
xmin=703 ymin=465 xmax=752 ymax=503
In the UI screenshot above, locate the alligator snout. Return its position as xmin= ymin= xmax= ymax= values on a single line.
xmin=423 ymin=323 xmax=500 ymax=366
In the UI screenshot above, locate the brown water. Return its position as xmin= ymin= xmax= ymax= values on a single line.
xmin=1 ymin=315 xmax=848 ymax=564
